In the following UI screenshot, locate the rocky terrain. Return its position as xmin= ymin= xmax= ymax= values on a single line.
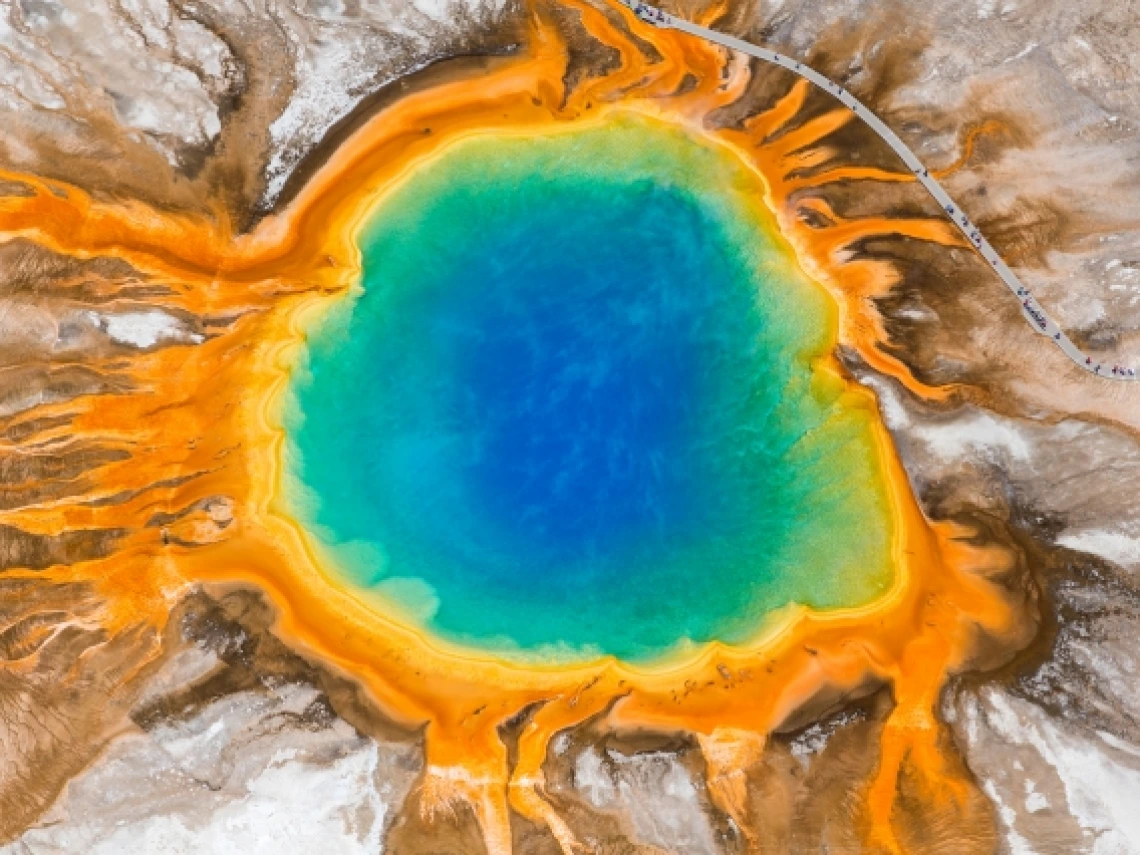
xmin=2 ymin=0 xmax=1139 ymax=852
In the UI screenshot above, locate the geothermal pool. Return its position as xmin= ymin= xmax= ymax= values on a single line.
xmin=282 ymin=117 xmax=894 ymax=662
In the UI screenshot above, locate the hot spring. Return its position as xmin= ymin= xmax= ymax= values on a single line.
xmin=281 ymin=116 xmax=895 ymax=662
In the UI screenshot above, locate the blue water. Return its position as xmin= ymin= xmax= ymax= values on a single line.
xmin=283 ymin=120 xmax=894 ymax=662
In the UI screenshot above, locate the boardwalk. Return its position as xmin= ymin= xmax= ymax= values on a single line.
xmin=618 ymin=0 xmax=1137 ymax=381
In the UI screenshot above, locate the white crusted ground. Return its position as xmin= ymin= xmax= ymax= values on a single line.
xmin=88 ymin=309 xmax=204 ymax=349
xmin=573 ymin=746 xmax=719 ymax=855
xmin=0 ymin=0 xmax=230 ymax=164
xmin=0 ymin=0 xmax=515 ymax=208
xmin=259 ymin=0 xmax=514 ymax=206
xmin=948 ymin=687 xmax=1140 ymax=855
xmin=0 ymin=677 xmax=421 ymax=855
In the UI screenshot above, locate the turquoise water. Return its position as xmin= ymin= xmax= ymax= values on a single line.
xmin=283 ymin=119 xmax=894 ymax=662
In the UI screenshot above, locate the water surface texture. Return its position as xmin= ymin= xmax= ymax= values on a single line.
xmin=284 ymin=118 xmax=894 ymax=661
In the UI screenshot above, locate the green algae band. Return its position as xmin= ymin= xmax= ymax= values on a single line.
xmin=283 ymin=118 xmax=895 ymax=662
